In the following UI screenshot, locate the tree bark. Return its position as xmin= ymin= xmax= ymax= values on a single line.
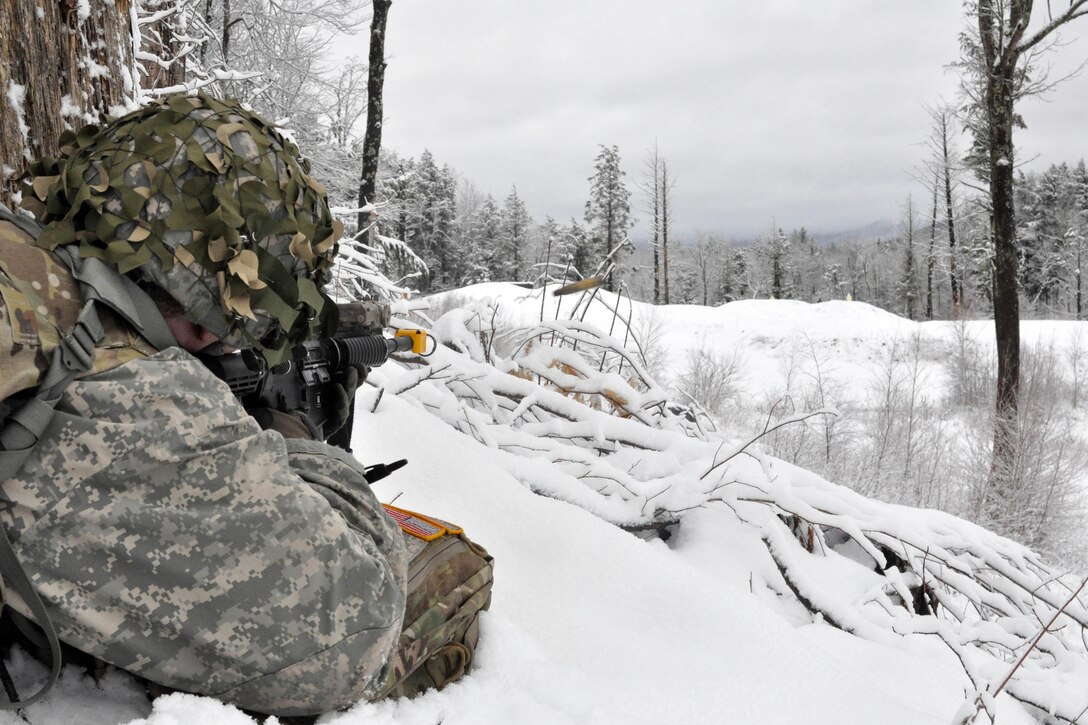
xmin=988 ymin=79 xmax=1021 ymax=507
xmin=222 ymin=0 xmax=232 ymax=64
xmin=978 ymin=1 xmax=1024 ymax=506
xmin=358 ymin=0 xmax=391 ymax=231
xmin=0 ymin=0 xmax=135 ymax=207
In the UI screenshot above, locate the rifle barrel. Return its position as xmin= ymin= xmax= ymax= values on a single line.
xmin=323 ymin=334 xmax=412 ymax=369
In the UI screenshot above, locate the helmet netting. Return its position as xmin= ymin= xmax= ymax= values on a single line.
xmin=21 ymin=94 xmax=342 ymax=362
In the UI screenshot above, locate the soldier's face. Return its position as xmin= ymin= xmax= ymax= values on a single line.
xmin=163 ymin=311 xmax=232 ymax=354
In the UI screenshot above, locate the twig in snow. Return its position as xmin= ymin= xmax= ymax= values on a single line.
xmin=701 ymin=409 xmax=838 ymax=481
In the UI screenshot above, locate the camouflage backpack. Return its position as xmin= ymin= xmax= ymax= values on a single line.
xmin=0 ymin=203 xmax=172 ymax=709
xmin=376 ymin=507 xmax=494 ymax=699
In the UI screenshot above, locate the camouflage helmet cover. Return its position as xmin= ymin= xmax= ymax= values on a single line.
xmin=20 ymin=94 xmax=343 ymax=362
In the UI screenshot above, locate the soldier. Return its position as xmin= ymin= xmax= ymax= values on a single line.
xmin=0 ymin=94 xmax=466 ymax=718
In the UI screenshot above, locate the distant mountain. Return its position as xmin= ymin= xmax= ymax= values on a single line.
xmin=812 ymin=219 xmax=896 ymax=245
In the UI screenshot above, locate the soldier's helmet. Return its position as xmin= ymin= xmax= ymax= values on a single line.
xmin=20 ymin=94 xmax=342 ymax=362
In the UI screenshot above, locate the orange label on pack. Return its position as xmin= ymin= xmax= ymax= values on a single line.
xmin=382 ymin=504 xmax=464 ymax=541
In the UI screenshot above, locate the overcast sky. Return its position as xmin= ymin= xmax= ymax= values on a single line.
xmin=338 ymin=1 xmax=1088 ymax=241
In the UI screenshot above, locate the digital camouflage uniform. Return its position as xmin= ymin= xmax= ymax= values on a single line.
xmin=3 ymin=349 xmax=408 ymax=715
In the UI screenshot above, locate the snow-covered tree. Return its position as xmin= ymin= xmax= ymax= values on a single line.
xmin=563 ymin=217 xmax=593 ymax=282
xmin=584 ymin=144 xmax=633 ymax=291
xmin=469 ymin=195 xmax=502 ymax=285
xmin=1017 ymin=163 xmax=1078 ymax=314
xmin=897 ymin=196 xmax=921 ymax=320
xmin=757 ymin=228 xmax=793 ymax=300
xmin=498 ymin=186 xmax=533 ymax=282
xmin=716 ymin=247 xmax=750 ymax=303
xmin=399 ymin=150 xmax=458 ymax=290
xmin=955 ymin=0 xmax=1088 ymax=516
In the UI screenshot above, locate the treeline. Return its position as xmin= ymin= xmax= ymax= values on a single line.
xmin=352 ymin=146 xmax=633 ymax=293
xmin=352 ymin=140 xmax=1087 ymax=322
xmin=642 ymin=158 xmax=1084 ymax=321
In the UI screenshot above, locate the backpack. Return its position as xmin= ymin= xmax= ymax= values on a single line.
xmin=0 ymin=203 xmax=174 ymax=709
xmin=375 ymin=507 xmax=494 ymax=699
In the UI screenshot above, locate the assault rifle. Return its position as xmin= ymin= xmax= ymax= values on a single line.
xmin=200 ymin=301 xmax=427 ymax=441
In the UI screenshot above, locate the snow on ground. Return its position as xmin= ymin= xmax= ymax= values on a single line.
xmin=441 ymin=282 xmax=1088 ymax=405
xmin=5 ymin=285 xmax=1083 ymax=724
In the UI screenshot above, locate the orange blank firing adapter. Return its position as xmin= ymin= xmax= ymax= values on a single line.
xmin=395 ymin=329 xmax=431 ymax=355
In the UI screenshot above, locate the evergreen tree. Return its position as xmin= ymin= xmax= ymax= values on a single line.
xmin=790 ymin=227 xmax=821 ymax=301
xmin=564 ymin=218 xmax=593 ymax=281
xmin=407 ymin=150 xmax=458 ymax=290
xmin=1074 ymin=160 xmax=1088 ymax=319
xmin=379 ymin=152 xmax=418 ymax=250
xmin=499 ymin=186 xmax=533 ymax=281
xmin=535 ymin=216 xmax=564 ymax=286
xmin=716 ymin=248 xmax=749 ymax=303
xmin=584 ymin=145 xmax=633 ymax=291
xmin=757 ymin=228 xmax=793 ymax=299
xmin=823 ymin=263 xmax=847 ymax=300
xmin=1018 ymin=164 xmax=1077 ymax=312
xmin=897 ymin=196 xmax=921 ymax=320
xmin=470 ymin=195 xmax=502 ymax=284
xmin=674 ymin=264 xmax=700 ymax=304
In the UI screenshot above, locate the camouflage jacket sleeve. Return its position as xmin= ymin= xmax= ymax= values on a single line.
xmin=0 ymin=348 xmax=408 ymax=717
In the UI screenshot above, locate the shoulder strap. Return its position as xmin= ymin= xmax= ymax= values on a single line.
xmin=0 ymin=203 xmax=42 ymax=239
xmin=0 ymin=297 xmax=105 ymax=710
xmin=52 ymin=246 xmax=177 ymax=353
xmin=0 ymin=525 xmax=62 ymax=709
xmin=0 ymin=203 xmax=176 ymax=353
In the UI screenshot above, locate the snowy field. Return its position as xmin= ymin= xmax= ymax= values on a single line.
xmin=4 ymin=284 xmax=1087 ymax=724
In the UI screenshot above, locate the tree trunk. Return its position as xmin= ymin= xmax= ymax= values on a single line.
xmin=662 ymin=161 xmax=670 ymax=305
xmin=928 ymin=171 xmax=938 ymax=320
xmin=0 ymin=0 xmax=135 ymax=207
xmin=140 ymin=9 xmax=188 ymax=91
xmin=201 ymin=0 xmax=214 ymax=64
xmin=987 ymin=65 xmax=1022 ymax=500
xmin=1077 ymin=238 xmax=1083 ymax=320
xmin=652 ymin=164 xmax=660 ymax=305
xmin=223 ymin=0 xmax=232 ymax=63
xmin=942 ymin=128 xmax=961 ymax=313
xmin=358 ymin=0 xmax=391 ymax=232
xmin=605 ymin=200 xmax=615 ymax=291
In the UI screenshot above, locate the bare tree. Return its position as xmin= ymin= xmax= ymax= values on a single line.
xmin=660 ymin=160 xmax=677 ymax=304
xmin=689 ymin=234 xmax=719 ymax=306
xmin=927 ymin=170 xmax=940 ymax=319
xmin=924 ymin=103 xmax=964 ymax=313
xmin=199 ymin=0 xmax=368 ymax=128
xmin=640 ymin=144 xmax=663 ymax=305
xmin=956 ymin=0 xmax=1088 ymax=507
xmin=329 ymin=58 xmax=368 ymax=147
xmin=358 ymin=0 xmax=391 ymax=230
